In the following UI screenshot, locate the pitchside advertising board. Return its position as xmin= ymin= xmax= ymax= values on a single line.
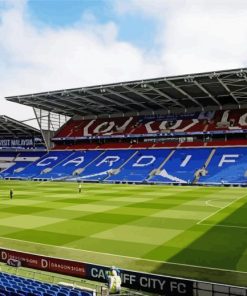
xmin=0 ymin=138 xmax=43 ymax=148
xmin=88 ymin=263 xmax=192 ymax=295
xmin=0 ymin=248 xmax=193 ymax=295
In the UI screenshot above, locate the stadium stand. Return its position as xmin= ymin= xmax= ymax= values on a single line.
xmin=107 ymin=149 xmax=171 ymax=183
xmin=0 ymin=272 xmax=93 ymax=296
xmin=198 ymin=147 xmax=247 ymax=184
xmin=0 ymin=146 xmax=246 ymax=185
xmin=52 ymin=109 xmax=247 ymax=139
xmin=36 ymin=150 xmax=103 ymax=180
xmin=13 ymin=151 xmax=73 ymax=179
xmin=76 ymin=150 xmax=135 ymax=181
xmin=0 ymin=123 xmax=247 ymax=184
xmin=3 ymin=68 xmax=247 ymax=186
xmin=0 ymin=151 xmax=45 ymax=178
xmin=0 ymin=116 xmax=45 ymax=150
xmin=3 ymin=68 xmax=247 ymax=295
xmin=150 ymin=148 xmax=212 ymax=184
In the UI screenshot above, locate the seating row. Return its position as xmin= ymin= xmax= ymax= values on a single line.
xmin=0 ymin=272 xmax=93 ymax=296
xmin=1 ymin=148 xmax=247 ymax=185
xmin=55 ymin=109 xmax=247 ymax=138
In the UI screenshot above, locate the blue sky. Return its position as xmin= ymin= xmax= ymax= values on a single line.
xmin=27 ymin=0 xmax=158 ymax=50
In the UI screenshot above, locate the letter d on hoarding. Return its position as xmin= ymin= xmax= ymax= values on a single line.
xmin=1 ymin=251 xmax=7 ymax=260
xmin=41 ymin=259 xmax=48 ymax=269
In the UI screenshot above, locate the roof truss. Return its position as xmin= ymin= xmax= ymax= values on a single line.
xmin=0 ymin=115 xmax=41 ymax=138
xmin=6 ymin=68 xmax=247 ymax=118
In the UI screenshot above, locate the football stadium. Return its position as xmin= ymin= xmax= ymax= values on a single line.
xmin=1 ymin=68 xmax=247 ymax=295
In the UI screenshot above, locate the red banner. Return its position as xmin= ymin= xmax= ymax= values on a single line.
xmin=0 ymin=249 xmax=86 ymax=277
xmin=0 ymin=248 xmax=196 ymax=295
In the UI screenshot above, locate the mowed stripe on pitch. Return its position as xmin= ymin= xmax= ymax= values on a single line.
xmin=0 ymin=180 xmax=246 ymax=275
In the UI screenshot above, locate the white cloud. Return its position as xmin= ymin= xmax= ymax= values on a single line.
xmin=0 ymin=0 xmax=163 ymax=122
xmin=0 ymin=0 xmax=247 ymax=125
xmin=115 ymin=0 xmax=247 ymax=73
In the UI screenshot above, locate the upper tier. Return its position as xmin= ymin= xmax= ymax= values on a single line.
xmin=54 ymin=109 xmax=247 ymax=139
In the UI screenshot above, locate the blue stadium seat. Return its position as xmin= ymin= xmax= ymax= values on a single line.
xmin=10 ymin=292 xmax=25 ymax=296
xmin=16 ymin=151 xmax=74 ymax=179
xmin=40 ymin=150 xmax=102 ymax=180
xmin=107 ymin=149 xmax=171 ymax=182
xmin=150 ymin=148 xmax=212 ymax=184
xmin=1 ymin=161 xmax=31 ymax=178
xmin=2 ymin=146 xmax=247 ymax=185
xmin=0 ymin=151 xmax=46 ymax=179
xmin=5 ymin=288 xmax=15 ymax=293
xmin=57 ymin=292 xmax=67 ymax=296
xmin=49 ymin=286 xmax=60 ymax=293
xmin=0 ymin=272 xmax=95 ymax=296
xmin=69 ymin=291 xmax=81 ymax=296
xmin=199 ymin=147 xmax=247 ymax=184
xmin=78 ymin=149 xmax=135 ymax=181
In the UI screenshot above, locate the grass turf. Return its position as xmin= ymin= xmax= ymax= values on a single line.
xmin=0 ymin=180 xmax=247 ymax=287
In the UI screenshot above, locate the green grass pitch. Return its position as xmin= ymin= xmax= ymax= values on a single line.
xmin=0 ymin=180 xmax=247 ymax=287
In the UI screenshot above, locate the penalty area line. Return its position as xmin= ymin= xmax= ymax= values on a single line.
xmin=205 ymin=199 xmax=222 ymax=209
xmin=197 ymin=193 xmax=247 ymax=226
xmin=0 ymin=236 xmax=247 ymax=276
xmin=200 ymin=223 xmax=247 ymax=230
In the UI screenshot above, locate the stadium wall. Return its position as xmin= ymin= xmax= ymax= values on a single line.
xmin=0 ymin=248 xmax=246 ymax=295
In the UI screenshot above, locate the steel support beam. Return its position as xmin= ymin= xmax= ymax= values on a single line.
xmin=107 ymin=88 xmax=149 ymax=110
xmin=33 ymin=108 xmax=49 ymax=149
xmin=51 ymin=94 xmax=100 ymax=115
xmin=32 ymin=96 xmax=86 ymax=116
xmin=193 ymin=80 xmax=221 ymax=107
xmin=146 ymin=84 xmax=186 ymax=109
xmin=123 ymin=85 xmax=167 ymax=109
xmin=217 ymin=77 xmax=240 ymax=105
xmin=165 ymin=80 xmax=204 ymax=109
xmin=85 ymin=90 xmax=133 ymax=111
xmin=69 ymin=92 xmax=121 ymax=113
xmin=0 ymin=123 xmax=16 ymax=136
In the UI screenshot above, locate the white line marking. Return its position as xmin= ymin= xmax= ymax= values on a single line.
xmin=200 ymin=223 xmax=247 ymax=230
xmin=205 ymin=199 xmax=222 ymax=208
xmin=197 ymin=193 xmax=247 ymax=225
xmin=1 ymin=236 xmax=247 ymax=275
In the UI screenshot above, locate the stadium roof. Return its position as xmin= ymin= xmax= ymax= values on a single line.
xmin=6 ymin=68 xmax=247 ymax=118
xmin=0 ymin=115 xmax=41 ymax=138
